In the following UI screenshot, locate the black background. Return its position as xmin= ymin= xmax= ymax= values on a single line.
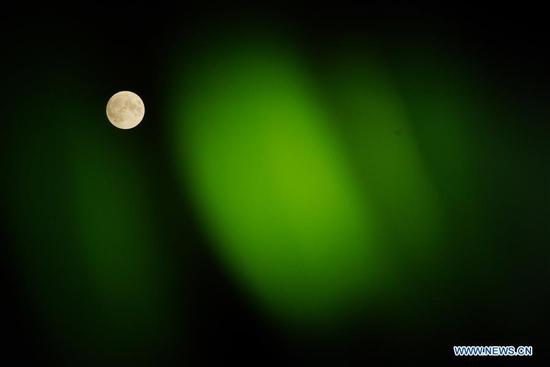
xmin=2 ymin=2 xmax=549 ymax=365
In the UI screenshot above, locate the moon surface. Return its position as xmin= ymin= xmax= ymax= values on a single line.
xmin=106 ymin=91 xmax=145 ymax=129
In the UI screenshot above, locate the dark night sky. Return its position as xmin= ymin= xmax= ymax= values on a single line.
xmin=2 ymin=2 xmax=549 ymax=366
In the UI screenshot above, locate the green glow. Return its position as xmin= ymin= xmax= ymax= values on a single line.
xmin=390 ymin=45 xmax=481 ymax=212
xmin=3 ymin=79 xmax=175 ymax=356
xmin=169 ymin=37 xmax=379 ymax=327
xmin=72 ymin=129 xmax=173 ymax=347
xmin=167 ymin=35 xmax=488 ymax=329
xmin=323 ymin=51 xmax=441 ymax=276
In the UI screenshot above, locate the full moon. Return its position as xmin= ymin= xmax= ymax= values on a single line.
xmin=106 ymin=91 xmax=145 ymax=129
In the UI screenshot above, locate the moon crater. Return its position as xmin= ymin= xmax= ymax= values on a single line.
xmin=106 ymin=91 xmax=145 ymax=129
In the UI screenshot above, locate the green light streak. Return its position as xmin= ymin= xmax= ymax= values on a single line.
xmin=2 ymin=79 xmax=175 ymax=357
xmin=169 ymin=37 xmax=379 ymax=328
